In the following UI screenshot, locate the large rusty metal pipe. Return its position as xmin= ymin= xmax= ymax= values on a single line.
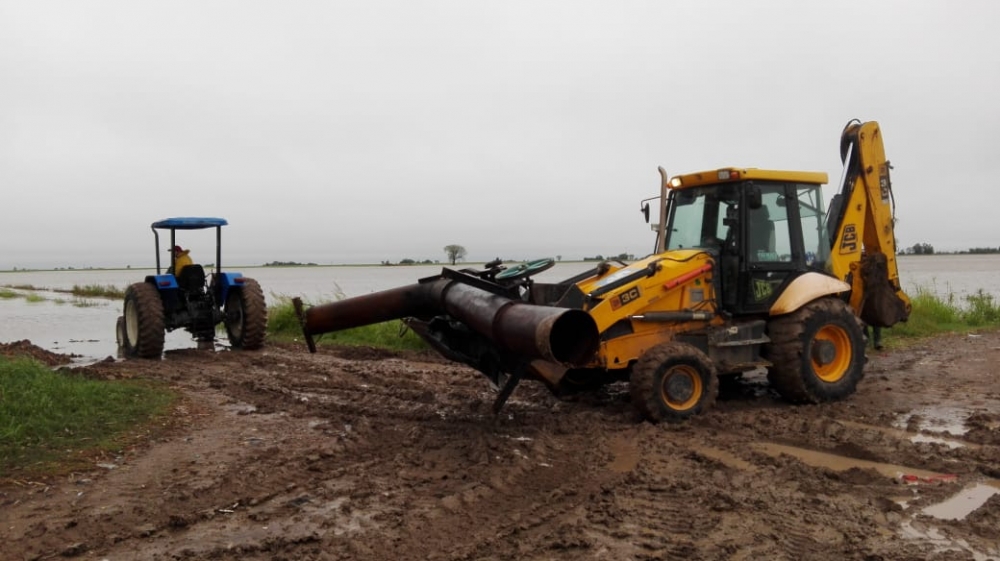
xmin=438 ymin=282 xmax=597 ymax=365
xmin=299 ymin=277 xmax=598 ymax=366
xmin=301 ymin=280 xmax=447 ymax=335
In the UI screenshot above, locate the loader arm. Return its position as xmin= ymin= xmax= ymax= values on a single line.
xmin=826 ymin=120 xmax=910 ymax=327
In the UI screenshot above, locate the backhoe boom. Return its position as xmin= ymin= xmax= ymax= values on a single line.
xmin=827 ymin=120 xmax=910 ymax=327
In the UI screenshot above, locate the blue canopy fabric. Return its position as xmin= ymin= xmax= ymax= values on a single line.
xmin=151 ymin=217 xmax=228 ymax=230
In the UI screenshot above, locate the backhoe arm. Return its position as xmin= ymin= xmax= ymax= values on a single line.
xmin=827 ymin=120 xmax=910 ymax=327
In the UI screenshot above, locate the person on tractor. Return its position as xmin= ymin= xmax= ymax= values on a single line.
xmin=167 ymin=245 xmax=193 ymax=277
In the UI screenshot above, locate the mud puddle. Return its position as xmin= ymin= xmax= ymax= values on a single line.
xmin=752 ymin=442 xmax=954 ymax=481
xmin=922 ymin=482 xmax=1000 ymax=520
xmin=895 ymin=405 xmax=971 ymax=436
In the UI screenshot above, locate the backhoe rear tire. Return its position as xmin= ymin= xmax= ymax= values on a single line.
xmin=630 ymin=341 xmax=719 ymax=423
xmin=224 ymin=278 xmax=267 ymax=350
xmin=764 ymin=297 xmax=865 ymax=403
xmin=122 ymin=282 xmax=165 ymax=359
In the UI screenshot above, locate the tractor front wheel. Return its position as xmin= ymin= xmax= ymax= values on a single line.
xmin=764 ymin=297 xmax=865 ymax=403
xmin=630 ymin=341 xmax=719 ymax=423
xmin=224 ymin=278 xmax=267 ymax=350
xmin=122 ymin=282 xmax=165 ymax=359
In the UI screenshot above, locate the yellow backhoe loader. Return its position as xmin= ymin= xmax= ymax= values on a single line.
xmin=295 ymin=119 xmax=910 ymax=423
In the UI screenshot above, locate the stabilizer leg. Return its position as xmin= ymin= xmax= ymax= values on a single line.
xmin=492 ymin=369 xmax=523 ymax=415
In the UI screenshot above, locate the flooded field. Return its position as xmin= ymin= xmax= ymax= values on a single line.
xmin=1 ymin=254 xmax=998 ymax=364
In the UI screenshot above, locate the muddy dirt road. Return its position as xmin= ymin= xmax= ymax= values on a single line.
xmin=2 ymin=332 xmax=999 ymax=561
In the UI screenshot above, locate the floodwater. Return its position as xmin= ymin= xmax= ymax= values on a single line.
xmin=0 ymin=254 xmax=998 ymax=364
xmin=900 ymin=253 xmax=1000 ymax=303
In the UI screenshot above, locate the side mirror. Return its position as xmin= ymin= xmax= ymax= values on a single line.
xmin=641 ymin=202 xmax=650 ymax=223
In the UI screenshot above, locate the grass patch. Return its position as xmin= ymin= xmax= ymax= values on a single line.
xmin=2 ymin=284 xmax=40 ymax=291
xmin=880 ymin=286 xmax=1000 ymax=347
xmin=0 ymin=356 xmax=176 ymax=475
xmin=267 ymin=295 xmax=428 ymax=351
xmin=70 ymin=284 xmax=125 ymax=299
xmin=24 ymin=293 xmax=46 ymax=303
xmin=0 ymin=283 xmax=124 ymax=301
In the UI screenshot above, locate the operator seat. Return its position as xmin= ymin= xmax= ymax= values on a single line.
xmin=177 ymin=264 xmax=207 ymax=295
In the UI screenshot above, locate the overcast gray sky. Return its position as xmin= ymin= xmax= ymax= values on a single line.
xmin=2 ymin=1 xmax=998 ymax=269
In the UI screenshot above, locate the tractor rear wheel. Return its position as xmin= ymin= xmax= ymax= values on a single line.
xmin=122 ymin=282 xmax=165 ymax=359
xmin=764 ymin=297 xmax=865 ymax=403
xmin=630 ymin=341 xmax=719 ymax=423
xmin=224 ymin=278 xmax=267 ymax=350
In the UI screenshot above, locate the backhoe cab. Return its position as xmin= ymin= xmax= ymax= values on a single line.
xmin=655 ymin=167 xmax=835 ymax=315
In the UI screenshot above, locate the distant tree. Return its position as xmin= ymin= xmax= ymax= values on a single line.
xmin=908 ymin=242 xmax=935 ymax=255
xmin=967 ymin=247 xmax=1000 ymax=254
xmin=556 ymin=255 xmax=562 ymax=261
xmin=444 ymin=244 xmax=467 ymax=265
xmin=263 ymin=260 xmax=318 ymax=267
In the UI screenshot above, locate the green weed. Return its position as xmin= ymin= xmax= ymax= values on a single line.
xmin=70 ymin=284 xmax=125 ymax=299
xmin=881 ymin=285 xmax=1000 ymax=346
xmin=963 ymin=289 xmax=1000 ymax=326
xmin=267 ymin=295 xmax=428 ymax=351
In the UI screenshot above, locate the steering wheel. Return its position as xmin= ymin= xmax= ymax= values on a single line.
xmin=495 ymin=258 xmax=556 ymax=282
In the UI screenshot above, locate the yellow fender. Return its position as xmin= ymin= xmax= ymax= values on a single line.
xmin=770 ymin=272 xmax=850 ymax=316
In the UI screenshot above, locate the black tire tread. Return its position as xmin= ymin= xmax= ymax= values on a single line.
xmin=123 ymin=282 xmax=165 ymax=359
xmin=764 ymin=297 xmax=865 ymax=404
xmin=630 ymin=341 xmax=719 ymax=423
xmin=227 ymin=278 xmax=267 ymax=350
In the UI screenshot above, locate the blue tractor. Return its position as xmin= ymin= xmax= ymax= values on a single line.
xmin=119 ymin=217 xmax=267 ymax=358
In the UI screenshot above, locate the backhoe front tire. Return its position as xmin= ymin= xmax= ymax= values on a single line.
xmin=764 ymin=297 xmax=865 ymax=403
xmin=224 ymin=278 xmax=267 ymax=350
xmin=122 ymin=282 xmax=165 ymax=359
xmin=630 ymin=342 xmax=719 ymax=423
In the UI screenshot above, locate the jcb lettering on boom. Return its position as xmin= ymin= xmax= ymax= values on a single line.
xmin=839 ymin=224 xmax=858 ymax=253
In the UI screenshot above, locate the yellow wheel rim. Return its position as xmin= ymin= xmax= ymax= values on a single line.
xmin=659 ymin=365 xmax=703 ymax=411
xmin=812 ymin=325 xmax=852 ymax=382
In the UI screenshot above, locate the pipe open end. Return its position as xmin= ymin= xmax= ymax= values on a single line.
xmin=548 ymin=309 xmax=599 ymax=366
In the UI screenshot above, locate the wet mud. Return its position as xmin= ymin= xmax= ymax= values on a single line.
xmin=2 ymin=332 xmax=1000 ymax=560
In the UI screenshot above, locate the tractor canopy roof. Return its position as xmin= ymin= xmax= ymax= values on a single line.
xmin=151 ymin=217 xmax=229 ymax=230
